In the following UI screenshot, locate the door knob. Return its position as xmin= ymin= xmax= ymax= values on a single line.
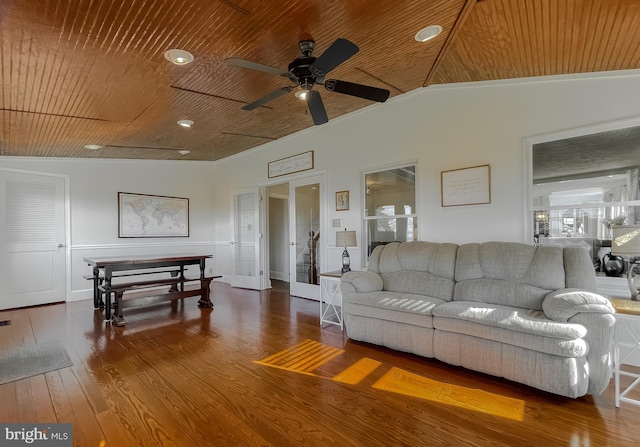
xmin=290 ymin=242 xmax=295 ymax=245
xmin=57 ymin=243 xmax=65 ymax=248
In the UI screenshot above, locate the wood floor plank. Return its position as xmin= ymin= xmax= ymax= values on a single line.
xmin=57 ymin=366 xmax=107 ymax=445
xmin=0 ymin=383 xmax=17 ymax=423
xmin=1 ymin=282 xmax=640 ymax=446
xmin=65 ymin=343 xmax=110 ymax=415
xmin=7 ymin=311 xmax=35 ymax=347
xmin=94 ymin=409 xmax=139 ymax=447
xmin=14 ymin=378 xmax=37 ymax=422
xmin=29 ymin=374 xmax=57 ymax=423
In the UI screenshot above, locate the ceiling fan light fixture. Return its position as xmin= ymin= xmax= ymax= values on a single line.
xmin=177 ymin=119 xmax=194 ymax=128
xmin=295 ymin=90 xmax=309 ymax=101
xmin=164 ymin=49 xmax=194 ymax=65
xmin=415 ymin=25 xmax=442 ymax=42
xmin=84 ymin=144 xmax=102 ymax=150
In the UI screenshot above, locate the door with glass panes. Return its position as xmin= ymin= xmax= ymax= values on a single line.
xmin=288 ymin=175 xmax=324 ymax=300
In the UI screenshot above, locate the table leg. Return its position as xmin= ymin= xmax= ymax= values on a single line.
xmin=615 ymin=339 xmax=621 ymax=408
xmin=111 ymin=291 xmax=126 ymax=327
xmin=92 ymin=266 xmax=101 ymax=309
xmin=169 ymin=270 xmax=179 ymax=292
xmin=104 ymin=266 xmax=113 ymax=322
xmin=197 ymin=278 xmax=214 ymax=308
xmin=104 ymin=289 xmax=112 ymax=323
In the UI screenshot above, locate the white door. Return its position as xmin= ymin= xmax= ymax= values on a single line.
xmin=289 ymin=175 xmax=324 ymax=300
xmin=0 ymin=170 xmax=67 ymax=310
xmin=230 ymin=188 xmax=262 ymax=289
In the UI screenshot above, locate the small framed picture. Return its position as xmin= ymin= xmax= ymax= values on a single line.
xmin=336 ymin=190 xmax=349 ymax=211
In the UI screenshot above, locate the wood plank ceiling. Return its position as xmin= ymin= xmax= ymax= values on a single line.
xmin=1 ymin=0 xmax=639 ymax=161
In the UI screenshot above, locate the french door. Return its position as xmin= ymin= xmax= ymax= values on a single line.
xmin=230 ymin=188 xmax=261 ymax=289
xmin=0 ymin=170 xmax=67 ymax=310
xmin=288 ymin=175 xmax=325 ymax=300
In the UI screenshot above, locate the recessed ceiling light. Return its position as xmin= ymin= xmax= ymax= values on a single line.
xmin=415 ymin=25 xmax=442 ymax=42
xmin=177 ymin=119 xmax=194 ymax=128
xmin=178 ymin=150 xmax=191 ymax=155
xmin=84 ymin=144 xmax=102 ymax=150
xmin=164 ymin=49 xmax=194 ymax=65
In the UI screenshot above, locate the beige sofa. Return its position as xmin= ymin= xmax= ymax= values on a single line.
xmin=340 ymin=241 xmax=616 ymax=398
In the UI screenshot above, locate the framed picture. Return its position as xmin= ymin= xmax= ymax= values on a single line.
xmin=268 ymin=150 xmax=314 ymax=178
xmin=441 ymin=164 xmax=491 ymax=207
xmin=118 ymin=192 xmax=189 ymax=237
xmin=336 ymin=190 xmax=349 ymax=211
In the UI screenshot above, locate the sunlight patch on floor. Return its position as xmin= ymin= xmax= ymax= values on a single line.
xmin=333 ymin=357 xmax=382 ymax=384
xmin=255 ymin=340 xmax=525 ymax=421
xmin=373 ymin=367 xmax=525 ymax=421
xmin=254 ymin=339 xmax=344 ymax=374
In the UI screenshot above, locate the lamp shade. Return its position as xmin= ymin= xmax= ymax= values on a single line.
xmin=612 ymin=225 xmax=640 ymax=256
xmin=534 ymin=211 xmax=548 ymax=222
xmin=336 ymin=230 xmax=357 ymax=247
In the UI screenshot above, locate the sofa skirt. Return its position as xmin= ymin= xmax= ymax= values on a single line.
xmin=345 ymin=313 xmax=435 ymax=358
xmin=433 ymin=330 xmax=589 ymax=398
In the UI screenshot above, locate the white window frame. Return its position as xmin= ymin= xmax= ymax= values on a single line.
xmin=523 ymin=117 xmax=640 ymax=297
xmin=524 ymin=117 xmax=640 ymax=243
xmin=362 ymin=162 xmax=418 ymax=265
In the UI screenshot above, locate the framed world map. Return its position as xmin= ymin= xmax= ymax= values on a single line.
xmin=118 ymin=192 xmax=189 ymax=238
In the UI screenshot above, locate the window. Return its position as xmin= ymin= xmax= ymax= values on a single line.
xmin=364 ymin=164 xmax=417 ymax=257
xmin=527 ymin=120 xmax=640 ymax=248
xmin=532 ymin=175 xmax=639 ymax=242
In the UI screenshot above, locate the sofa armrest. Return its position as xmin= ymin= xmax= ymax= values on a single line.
xmin=340 ymin=271 xmax=383 ymax=294
xmin=542 ymin=288 xmax=616 ymax=395
xmin=542 ymin=288 xmax=615 ymax=322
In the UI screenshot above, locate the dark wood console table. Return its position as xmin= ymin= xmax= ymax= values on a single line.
xmin=84 ymin=254 xmax=215 ymax=326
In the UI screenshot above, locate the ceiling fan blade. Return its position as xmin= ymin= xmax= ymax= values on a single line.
xmin=307 ymin=90 xmax=328 ymax=125
xmin=242 ymin=86 xmax=294 ymax=110
xmin=226 ymin=58 xmax=296 ymax=80
xmin=310 ymin=38 xmax=359 ymax=77
xmin=324 ymin=79 xmax=390 ymax=102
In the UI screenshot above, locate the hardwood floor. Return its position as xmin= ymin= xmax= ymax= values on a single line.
xmin=1 ymin=282 xmax=640 ymax=446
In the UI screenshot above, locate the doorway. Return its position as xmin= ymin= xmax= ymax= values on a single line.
xmin=265 ymin=174 xmax=325 ymax=301
xmin=267 ymin=183 xmax=290 ymax=284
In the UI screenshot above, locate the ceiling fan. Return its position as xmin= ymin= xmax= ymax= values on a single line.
xmin=226 ymin=38 xmax=390 ymax=125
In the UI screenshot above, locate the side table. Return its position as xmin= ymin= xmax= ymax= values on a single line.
xmin=319 ymin=271 xmax=344 ymax=330
xmin=611 ymin=299 xmax=640 ymax=407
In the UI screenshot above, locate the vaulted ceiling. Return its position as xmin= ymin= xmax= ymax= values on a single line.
xmin=1 ymin=0 xmax=639 ymax=161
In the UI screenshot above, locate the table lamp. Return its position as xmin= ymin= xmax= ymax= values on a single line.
xmin=611 ymin=225 xmax=640 ymax=300
xmin=336 ymin=229 xmax=357 ymax=273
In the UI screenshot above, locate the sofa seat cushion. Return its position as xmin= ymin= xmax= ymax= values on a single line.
xmin=432 ymin=301 xmax=587 ymax=357
xmin=345 ymin=291 xmax=446 ymax=328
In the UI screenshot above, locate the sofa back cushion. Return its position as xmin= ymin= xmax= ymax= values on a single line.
xmin=367 ymin=241 xmax=458 ymax=301
xmin=454 ymin=242 xmax=583 ymax=310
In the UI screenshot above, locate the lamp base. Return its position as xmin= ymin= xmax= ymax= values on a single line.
xmin=341 ymin=247 xmax=351 ymax=274
xmin=628 ymin=261 xmax=640 ymax=301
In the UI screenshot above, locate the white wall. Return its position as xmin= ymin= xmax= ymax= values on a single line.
xmin=0 ymin=158 xmax=216 ymax=301
xmin=212 ymin=69 xmax=640 ymax=276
